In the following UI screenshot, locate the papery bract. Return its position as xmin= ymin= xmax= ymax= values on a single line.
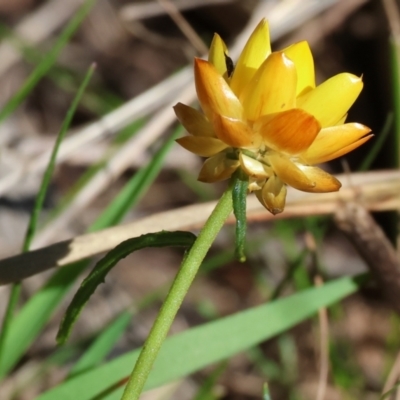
xmin=174 ymin=19 xmax=372 ymax=214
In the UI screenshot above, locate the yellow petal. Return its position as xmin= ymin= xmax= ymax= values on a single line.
xmin=176 ymin=136 xmax=229 ymax=157
xmin=230 ymin=19 xmax=271 ymax=98
xmin=297 ymin=165 xmax=342 ymax=192
xmin=194 ymin=58 xmax=243 ymax=121
xmin=335 ymin=114 xmax=347 ymax=125
xmin=267 ymin=152 xmax=315 ymax=191
xmin=241 ymin=52 xmax=297 ymax=121
xmin=301 ymin=123 xmax=372 ymax=164
xmin=311 ymin=134 xmax=373 ymax=164
xmin=283 ymin=41 xmax=315 ymax=96
xmin=255 ymin=175 xmax=287 ymax=215
xmin=239 ymin=153 xmax=272 ymax=179
xmin=208 ymin=33 xmax=228 ymax=77
xmin=296 ymin=73 xmax=363 ymax=128
xmin=255 ymin=109 xmax=320 ymax=155
xmin=212 ymin=114 xmax=255 ymax=147
xmin=173 ymin=103 xmax=214 ymax=137
xmin=198 ymin=152 xmax=239 ymax=182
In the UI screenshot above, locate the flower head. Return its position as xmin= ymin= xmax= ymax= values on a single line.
xmin=174 ymin=19 xmax=372 ymax=214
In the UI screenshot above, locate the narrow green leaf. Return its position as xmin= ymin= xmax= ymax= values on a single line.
xmin=68 ymin=310 xmax=132 ymax=379
xmin=46 ymin=120 xmax=144 ymax=223
xmin=381 ymin=381 xmax=400 ymax=399
xmin=390 ymin=38 xmax=400 ymax=167
xmin=359 ymin=112 xmax=393 ymax=171
xmin=0 ymin=124 xmax=178 ymax=377
xmin=89 ymin=127 xmax=182 ymax=232
xmin=232 ymin=170 xmax=248 ymax=262
xmin=37 ymin=274 xmax=367 ymax=400
xmin=0 ymin=64 xmax=95 ymax=376
xmin=193 ymin=362 xmax=227 ymax=400
xmin=0 ymin=261 xmax=88 ymax=378
xmin=0 ymin=0 xmax=95 ymax=124
xmin=57 ymin=231 xmax=197 ymax=345
xmin=23 ymin=64 xmax=95 ymax=251
xmin=263 ymin=383 xmax=272 ymax=400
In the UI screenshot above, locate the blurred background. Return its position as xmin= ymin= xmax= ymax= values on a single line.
xmin=0 ymin=0 xmax=399 ymax=399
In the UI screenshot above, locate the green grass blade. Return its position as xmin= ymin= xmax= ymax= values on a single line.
xmin=23 ymin=64 xmax=95 ymax=251
xmin=263 ymin=383 xmax=272 ymax=400
xmin=0 ymin=122 xmax=178 ymax=377
xmin=36 ymin=273 xmax=367 ymax=400
xmin=46 ymin=119 xmax=145 ymax=223
xmin=0 ymin=64 xmax=95 ymax=377
xmin=68 ymin=310 xmax=132 ymax=379
xmin=0 ymin=0 xmax=95 ymax=124
xmin=0 ymin=284 xmax=22 ymax=374
xmin=0 ymin=261 xmax=88 ymax=378
xmin=390 ymin=38 xmax=400 ymax=167
xmin=193 ymin=362 xmax=227 ymax=400
xmin=57 ymin=231 xmax=197 ymax=344
xmin=89 ymin=127 xmax=182 ymax=232
xmin=381 ymin=381 xmax=400 ymax=399
xmin=359 ymin=112 xmax=393 ymax=171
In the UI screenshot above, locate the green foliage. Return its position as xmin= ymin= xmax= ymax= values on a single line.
xmin=0 ymin=63 xmax=95 ymax=376
xmin=1 ymin=3 xmax=395 ymax=398
xmin=0 ymin=0 xmax=95 ymax=124
xmin=381 ymin=382 xmax=400 ymax=400
xmin=37 ymin=273 xmax=366 ymax=400
xmin=57 ymin=231 xmax=197 ymax=344
xmin=0 ymin=127 xmax=181 ymax=378
xmin=67 ymin=310 xmax=132 ymax=378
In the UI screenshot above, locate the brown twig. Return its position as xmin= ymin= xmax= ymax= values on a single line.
xmin=334 ymin=201 xmax=400 ymax=315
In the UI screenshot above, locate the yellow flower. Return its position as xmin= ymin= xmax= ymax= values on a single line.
xmin=174 ymin=19 xmax=372 ymax=215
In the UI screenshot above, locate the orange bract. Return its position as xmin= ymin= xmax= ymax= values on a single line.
xmin=174 ymin=18 xmax=372 ymax=214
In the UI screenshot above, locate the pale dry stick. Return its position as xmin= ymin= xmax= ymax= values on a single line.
xmin=0 ymin=170 xmax=399 ymax=285
xmin=260 ymin=0 xmax=338 ymax=42
xmin=157 ymin=0 xmax=208 ymax=55
xmin=32 ymin=82 xmax=196 ymax=248
xmin=334 ymin=202 xmax=400 ymax=315
xmin=281 ymin=0 xmax=369 ymax=49
xmin=0 ymin=0 xmax=84 ymax=79
xmin=119 ymin=0 xmax=233 ymax=21
xmin=0 ymin=67 xmax=192 ymax=197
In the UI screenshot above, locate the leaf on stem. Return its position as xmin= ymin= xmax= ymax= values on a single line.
xmin=56 ymin=231 xmax=197 ymax=345
xmin=232 ymin=170 xmax=248 ymax=262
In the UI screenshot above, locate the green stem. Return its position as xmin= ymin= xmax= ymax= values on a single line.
xmin=121 ymin=184 xmax=234 ymax=400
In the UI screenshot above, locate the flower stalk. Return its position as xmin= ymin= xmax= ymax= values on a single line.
xmin=121 ymin=182 xmax=234 ymax=400
xmin=122 ymin=18 xmax=373 ymax=398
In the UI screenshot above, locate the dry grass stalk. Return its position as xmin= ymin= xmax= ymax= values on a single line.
xmin=0 ymin=169 xmax=399 ymax=285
